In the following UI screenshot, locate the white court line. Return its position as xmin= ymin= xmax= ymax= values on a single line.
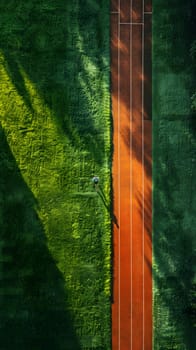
xmin=118 ymin=1 xmax=121 ymax=349
xmin=130 ymin=1 xmax=133 ymax=350
xmin=120 ymin=22 xmax=144 ymax=25
xmin=142 ymin=1 xmax=145 ymax=349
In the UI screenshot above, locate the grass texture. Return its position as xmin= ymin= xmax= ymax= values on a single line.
xmin=153 ymin=1 xmax=196 ymax=349
xmin=0 ymin=1 xmax=111 ymax=349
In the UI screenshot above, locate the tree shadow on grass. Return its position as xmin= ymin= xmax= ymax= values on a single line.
xmin=0 ymin=0 xmax=110 ymax=166
xmin=97 ymin=185 xmax=119 ymax=229
xmin=0 ymin=125 xmax=81 ymax=350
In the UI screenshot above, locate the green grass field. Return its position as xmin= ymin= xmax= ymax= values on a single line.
xmin=153 ymin=1 xmax=196 ymax=349
xmin=0 ymin=1 xmax=111 ymax=349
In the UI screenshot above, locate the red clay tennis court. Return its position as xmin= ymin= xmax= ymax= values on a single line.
xmin=111 ymin=1 xmax=152 ymax=349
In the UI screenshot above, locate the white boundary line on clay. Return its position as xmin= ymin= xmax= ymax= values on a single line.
xmin=120 ymin=22 xmax=144 ymax=25
xmin=118 ymin=1 xmax=121 ymax=349
xmin=130 ymin=1 xmax=133 ymax=349
xmin=142 ymin=1 xmax=145 ymax=349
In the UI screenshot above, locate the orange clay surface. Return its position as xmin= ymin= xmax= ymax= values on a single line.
xmin=111 ymin=1 xmax=152 ymax=349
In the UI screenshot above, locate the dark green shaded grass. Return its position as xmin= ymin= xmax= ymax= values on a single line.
xmin=0 ymin=126 xmax=81 ymax=350
xmin=153 ymin=1 xmax=196 ymax=349
xmin=0 ymin=1 xmax=111 ymax=349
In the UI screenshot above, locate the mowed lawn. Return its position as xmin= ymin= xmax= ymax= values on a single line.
xmin=153 ymin=1 xmax=196 ymax=349
xmin=0 ymin=1 xmax=111 ymax=349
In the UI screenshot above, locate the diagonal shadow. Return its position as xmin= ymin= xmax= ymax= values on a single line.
xmin=97 ymin=185 xmax=119 ymax=229
xmin=0 ymin=0 xmax=110 ymax=165
xmin=0 ymin=125 xmax=81 ymax=350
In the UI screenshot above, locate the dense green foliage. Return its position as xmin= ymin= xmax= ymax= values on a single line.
xmin=190 ymin=39 xmax=196 ymax=113
xmin=153 ymin=1 xmax=196 ymax=349
xmin=0 ymin=1 xmax=111 ymax=349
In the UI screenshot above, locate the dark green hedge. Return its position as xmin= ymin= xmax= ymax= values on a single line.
xmin=153 ymin=1 xmax=196 ymax=349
